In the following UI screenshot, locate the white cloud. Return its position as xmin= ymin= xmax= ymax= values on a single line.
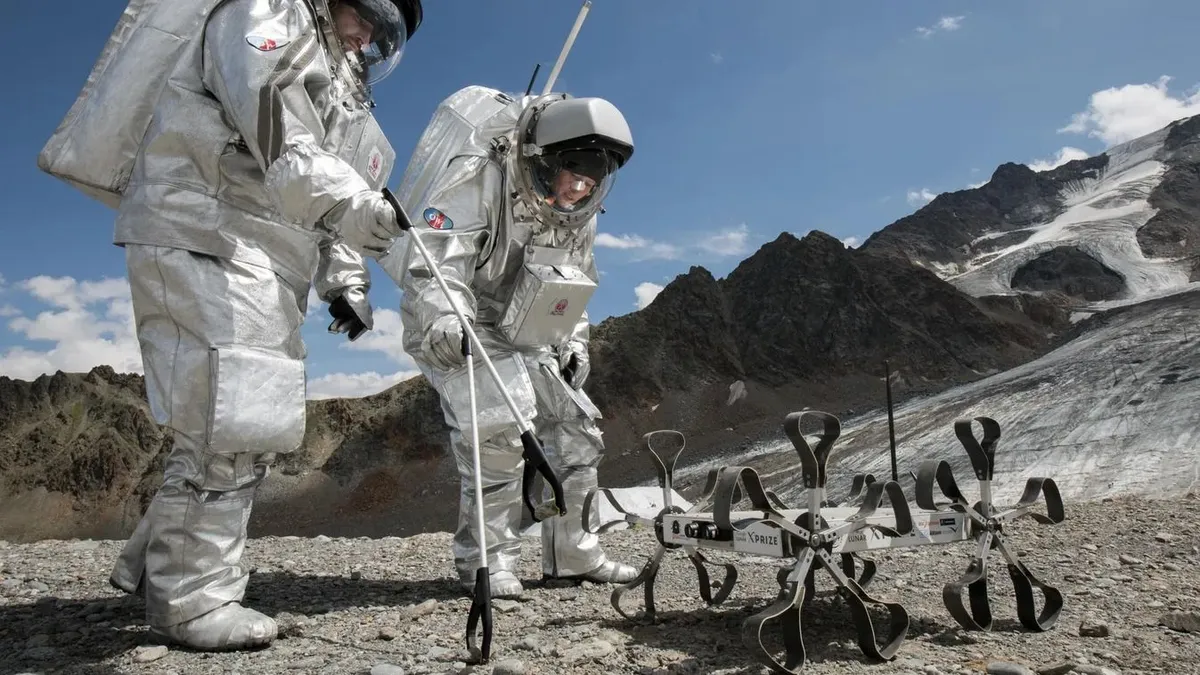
xmin=0 ymin=275 xmax=143 ymax=380
xmin=906 ymin=188 xmax=939 ymax=206
xmin=841 ymin=236 xmax=861 ymax=249
xmin=594 ymin=232 xmax=681 ymax=260
xmin=596 ymin=225 xmax=751 ymax=261
xmin=697 ymin=223 xmax=750 ymax=257
xmin=633 ymin=282 xmax=664 ymax=310
xmin=339 ymin=307 xmax=417 ymax=368
xmin=916 ymin=15 xmax=965 ymax=38
xmin=307 ymin=369 xmax=420 ymax=400
xmin=1058 ymin=75 xmax=1200 ymax=147
xmin=1026 ymin=146 xmax=1090 ymax=172
xmin=967 ymin=180 xmax=988 ymax=189
xmin=710 ymin=52 xmax=724 ymax=65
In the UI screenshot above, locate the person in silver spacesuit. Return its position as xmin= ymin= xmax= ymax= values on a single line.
xmin=88 ymin=0 xmax=424 ymax=651
xmin=394 ymin=92 xmax=638 ymax=598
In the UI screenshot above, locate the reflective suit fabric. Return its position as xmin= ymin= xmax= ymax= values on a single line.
xmin=111 ymin=244 xmax=306 ymax=627
xmin=397 ymin=152 xmax=609 ymax=583
xmin=106 ymin=0 xmax=393 ymax=638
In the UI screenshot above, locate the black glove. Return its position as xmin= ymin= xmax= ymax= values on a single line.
xmin=327 ymin=286 xmax=373 ymax=342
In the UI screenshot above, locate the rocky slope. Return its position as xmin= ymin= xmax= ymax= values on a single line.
xmin=1 ymin=494 xmax=1197 ymax=675
xmin=0 ymin=228 xmax=1068 ymax=544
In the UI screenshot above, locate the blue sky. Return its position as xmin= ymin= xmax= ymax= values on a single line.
xmin=3 ymin=0 xmax=1200 ymax=398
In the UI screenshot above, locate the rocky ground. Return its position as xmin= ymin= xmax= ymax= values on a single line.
xmin=1 ymin=494 xmax=1198 ymax=675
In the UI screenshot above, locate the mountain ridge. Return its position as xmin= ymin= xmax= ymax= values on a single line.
xmin=5 ymin=113 xmax=1200 ymax=543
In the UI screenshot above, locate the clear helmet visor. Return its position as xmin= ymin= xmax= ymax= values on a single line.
xmin=337 ymin=0 xmax=408 ymax=85
xmin=529 ymin=150 xmax=618 ymax=219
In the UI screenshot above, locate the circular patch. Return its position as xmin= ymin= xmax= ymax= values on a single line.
xmin=423 ymin=207 xmax=454 ymax=230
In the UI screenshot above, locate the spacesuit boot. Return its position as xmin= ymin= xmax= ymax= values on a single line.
xmin=110 ymin=511 xmax=150 ymax=595
xmin=539 ymin=418 xmax=638 ymax=585
xmin=452 ymin=428 xmax=526 ymax=598
xmin=112 ymin=444 xmax=278 ymax=651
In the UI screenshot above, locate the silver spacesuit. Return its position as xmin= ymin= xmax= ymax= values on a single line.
xmin=42 ymin=0 xmax=423 ymax=651
xmin=392 ymin=92 xmax=637 ymax=598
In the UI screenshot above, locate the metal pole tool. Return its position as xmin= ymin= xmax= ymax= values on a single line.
xmin=381 ymin=188 xmax=567 ymax=663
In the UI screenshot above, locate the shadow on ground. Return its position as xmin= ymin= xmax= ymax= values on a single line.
xmin=0 ymin=573 xmax=470 ymax=675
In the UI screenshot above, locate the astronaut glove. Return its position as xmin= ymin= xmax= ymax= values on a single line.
xmin=423 ymin=314 xmax=467 ymax=370
xmin=326 ymin=190 xmax=400 ymax=256
xmin=327 ymin=285 xmax=373 ymax=342
xmin=558 ymin=340 xmax=590 ymax=389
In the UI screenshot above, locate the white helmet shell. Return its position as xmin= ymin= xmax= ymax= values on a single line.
xmin=509 ymin=94 xmax=634 ymax=229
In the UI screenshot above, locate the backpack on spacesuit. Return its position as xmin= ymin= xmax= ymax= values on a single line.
xmin=37 ymin=0 xmax=235 ymax=208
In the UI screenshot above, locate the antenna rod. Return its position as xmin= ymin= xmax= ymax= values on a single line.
xmin=524 ymin=63 xmax=542 ymax=96
xmin=541 ymin=0 xmax=591 ymax=94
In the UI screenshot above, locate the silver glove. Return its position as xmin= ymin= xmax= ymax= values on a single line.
xmin=558 ymin=340 xmax=590 ymax=389
xmin=423 ymin=314 xmax=466 ymax=370
xmin=323 ymin=190 xmax=399 ymax=256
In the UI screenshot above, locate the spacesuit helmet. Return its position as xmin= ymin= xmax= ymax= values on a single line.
xmin=331 ymin=0 xmax=423 ymax=85
xmin=511 ymin=94 xmax=635 ymax=229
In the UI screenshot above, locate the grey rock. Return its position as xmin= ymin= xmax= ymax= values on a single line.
xmin=133 ymin=645 xmax=169 ymax=663
xmin=1118 ymin=554 xmax=1143 ymax=565
xmin=1160 ymin=611 xmax=1200 ymax=633
xmin=1079 ymin=620 xmax=1112 ymax=637
xmin=987 ymin=663 xmax=1034 ymax=675
xmin=492 ymin=660 xmax=525 ymax=675
xmin=371 ymin=664 xmax=407 ymax=675
xmin=1072 ymin=666 xmax=1121 ymax=675
xmin=1036 ymin=663 xmax=1078 ymax=675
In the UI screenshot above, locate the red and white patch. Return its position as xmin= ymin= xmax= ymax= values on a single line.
xmin=550 ymin=299 xmax=569 ymax=316
xmin=246 ymin=35 xmax=289 ymax=52
xmin=366 ymin=146 xmax=383 ymax=182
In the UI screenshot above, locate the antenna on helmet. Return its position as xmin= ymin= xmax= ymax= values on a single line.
xmin=541 ymin=0 xmax=591 ymax=95
xmin=524 ymin=64 xmax=541 ymax=96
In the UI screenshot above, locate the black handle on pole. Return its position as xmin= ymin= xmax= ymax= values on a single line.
xmin=521 ymin=431 xmax=566 ymax=521
xmin=382 ymin=187 xmax=413 ymax=231
xmin=884 ymin=359 xmax=898 ymax=482
xmin=465 ymin=566 xmax=493 ymax=661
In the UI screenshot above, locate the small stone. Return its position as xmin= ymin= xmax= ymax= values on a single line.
xmin=22 ymin=647 xmax=58 ymax=660
xmin=1108 ymin=574 xmax=1134 ymax=583
xmin=289 ymin=656 xmax=325 ymax=670
xmin=492 ymin=660 xmax=525 ymax=675
xmin=1148 ymin=600 xmax=1165 ymax=608
xmin=427 ymin=646 xmax=453 ymax=661
xmin=514 ymin=635 xmax=542 ymax=651
xmin=404 ymin=599 xmax=439 ymax=619
xmin=1162 ymin=562 xmax=1181 ymax=572
xmin=1037 ymin=663 xmax=1078 ymax=675
xmin=1082 ymin=544 xmax=1099 ymax=552
xmin=133 ymin=645 xmax=169 ymax=663
xmin=1118 ymin=554 xmax=1143 ymax=565
xmin=315 ymin=535 xmax=331 ymax=543
xmin=28 ymin=581 xmax=49 ymax=593
xmin=493 ymin=599 xmax=521 ymax=613
xmin=987 ymin=662 xmax=1034 ymax=675
xmin=1160 ymin=611 xmax=1200 ymax=633
xmin=68 ymin=540 xmax=101 ymax=551
xmin=1079 ymin=620 xmax=1111 ymax=637
xmin=378 ymin=626 xmax=399 ymax=641
xmin=1072 ymin=666 xmax=1120 ymax=675
xmin=25 ymin=634 xmax=50 ymax=648
xmin=370 ymin=664 xmax=406 ymax=675
xmin=351 ymin=569 xmax=363 ymax=581
xmin=1155 ymin=532 xmax=1174 ymax=542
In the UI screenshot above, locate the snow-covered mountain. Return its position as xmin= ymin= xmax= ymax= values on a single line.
xmin=660 ymin=114 xmax=1200 ymax=509
xmin=862 ymin=114 xmax=1200 ymax=318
